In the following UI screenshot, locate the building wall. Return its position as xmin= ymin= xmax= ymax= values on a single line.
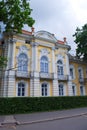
xmin=1 ymin=30 xmax=87 ymax=97
xmin=69 ymin=60 xmax=87 ymax=96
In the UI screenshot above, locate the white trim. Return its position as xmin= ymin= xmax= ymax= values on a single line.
xmin=40 ymin=56 xmax=49 ymax=73
xmin=69 ymin=65 xmax=75 ymax=80
xmin=72 ymin=83 xmax=77 ymax=96
xmin=16 ymin=80 xmax=28 ymax=97
xmin=80 ymin=85 xmax=85 ymax=96
xmin=40 ymin=82 xmax=50 ymax=96
xmin=52 ymin=47 xmax=55 ymax=73
xmin=58 ymin=83 xmax=66 ymax=96
xmin=78 ymin=67 xmax=83 ymax=78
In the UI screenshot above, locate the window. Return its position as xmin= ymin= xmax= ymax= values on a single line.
xmin=80 ymin=86 xmax=84 ymax=96
xmin=18 ymin=53 xmax=28 ymax=72
xmin=70 ymin=68 xmax=74 ymax=79
xmin=40 ymin=56 xmax=48 ymax=73
xmin=59 ymin=84 xmax=64 ymax=96
xmin=78 ymin=68 xmax=83 ymax=79
xmin=41 ymin=83 xmax=48 ymax=96
xmin=72 ymin=85 xmax=76 ymax=96
xmin=17 ymin=82 xmax=25 ymax=96
xmin=57 ymin=60 xmax=63 ymax=76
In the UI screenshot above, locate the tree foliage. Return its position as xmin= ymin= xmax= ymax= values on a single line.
xmin=73 ymin=24 xmax=87 ymax=61
xmin=0 ymin=56 xmax=7 ymax=68
xmin=0 ymin=0 xmax=35 ymax=33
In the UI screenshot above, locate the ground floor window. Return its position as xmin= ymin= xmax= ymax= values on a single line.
xmin=72 ymin=85 xmax=76 ymax=96
xmin=59 ymin=84 xmax=64 ymax=96
xmin=80 ymin=86 xmax=84 ymax=96
xmin=41 ymin=83 xmax=48 ymax=96
xmin=17 ymin=82 xmax=25 ymax=96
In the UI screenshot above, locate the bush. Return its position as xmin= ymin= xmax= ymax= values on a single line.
xmin=0 ymin=96 xmax=87 ymax=115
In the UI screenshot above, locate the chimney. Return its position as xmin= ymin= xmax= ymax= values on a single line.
xmin=31 ymin=27 xmax=35 ymax=34
xmin=63 ymin=37 xmax=67 ymax=43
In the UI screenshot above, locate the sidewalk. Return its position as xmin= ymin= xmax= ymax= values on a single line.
xmin=0 ymin=107 xmax=87 ymax=126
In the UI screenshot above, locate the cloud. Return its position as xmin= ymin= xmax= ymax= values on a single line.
xmin=27 ymin=0 xmax=87 ymax=52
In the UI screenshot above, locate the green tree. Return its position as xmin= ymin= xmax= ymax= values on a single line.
xmin=73 ymin=24 xmax=87 ymax=61
xmin=0 ymin=56 xmax=7 ymax=68
xmin=0 ymin=0 xmax=35 ymax=33
xmin=0 ymin=0 xmax=35 ymax=68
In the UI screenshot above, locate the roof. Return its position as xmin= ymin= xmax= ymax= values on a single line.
xmin=57 ymin=40 xmax=65 ymax=44
xmin=22 ymin=30 xmax=32 ymax=35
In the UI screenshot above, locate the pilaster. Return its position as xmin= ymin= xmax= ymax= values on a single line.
xmin=30 ymin=72 xmax=40 ymax=97
xmin=52 ymin=79 xmax=58 ymax=96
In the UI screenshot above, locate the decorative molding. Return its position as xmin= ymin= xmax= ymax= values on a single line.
xmin=19 ymin=45 xmax=29 ymax=53
xmin=8 ymin=38 xmax=17 ymax=43
xmin=34 ymin=31 xmax=57 ymax=43
xmin=32 ymin=42 xmax=39 ymax=47
xmin=40 ymin=48 xmax=49 ymax=56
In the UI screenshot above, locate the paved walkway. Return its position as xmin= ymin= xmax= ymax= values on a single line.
xmin=0 ymin=107 xmax=87 ymax=127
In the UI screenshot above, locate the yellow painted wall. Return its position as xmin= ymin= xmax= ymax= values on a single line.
xmin=70 ymin=61 xmax=87 ymax=95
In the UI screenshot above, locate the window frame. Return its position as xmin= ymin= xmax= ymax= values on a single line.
xmin=18 ymin=53 xmax=28 ymax=72
xmin=40 ymin=56 xmax=49 ymax=73
xmin=41 ymin=82 xmax=49 ymax=96
xmin=57 ymin=60 xmax=64 ymax=76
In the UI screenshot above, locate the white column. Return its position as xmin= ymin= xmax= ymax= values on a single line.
xmin=52 ymin=47 xmax=55 ymax=73
xmin=53 ymin=79 xmax=58 ymax=96
xmin=30 ymin=42 xmax=40 ymax=97
xmin=7 ymin=70 xmax=15 ymax=97
xmin=65 ymin=51 xmax=70 ymax=75
xmin=66 ymin=51 xmax=73 ymax=96
xmin=7 ymin=38 xmax=16 ymax=69
xmin=3 ymin=38 xmax=16 ymax=97
xmin=52 ymin=47 xmax=59 ymax=96
xmin=31 ymin=42 xmax=38 ymax=72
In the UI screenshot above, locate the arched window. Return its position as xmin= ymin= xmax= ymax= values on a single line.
xmin=18 ymin=53 xmax=28 ymax=72
xmin=17 ymin=82 xmax=25 ymax=96
xmin=59 ymin=84 xmax=64 ymax=96
xmin=57 ymin=60 xmax=63 ymax=76
xmin=41 ymin=83 xmax=48 ymax=96
xmin=40 ymin=56 xmax=48 ymax=73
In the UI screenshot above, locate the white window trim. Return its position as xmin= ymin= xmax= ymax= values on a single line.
xmin=40 ymin=56 xmax=49 ymax=73
xmin=57 ymin=59 xmax=64 ymax=76
xmin=72 ymin=84 xmax=77 ymax=96
xmin=69 ymin=65 xmax=75 ymax=80
xmin=58 ymin=83 xmax=66 ymax=96
xmin=80 ymin=85 xmax=85 ymax=96
xmin=16 ymin=80 xmax=28 ymax=97
xmin=40 ymin=82 xmax=50 ymax=97
xmin=78 ymin=67 xmax=83 ymax=79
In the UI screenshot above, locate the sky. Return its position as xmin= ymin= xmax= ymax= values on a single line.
xmin=25 ymin=0 xmax=87 ymax=55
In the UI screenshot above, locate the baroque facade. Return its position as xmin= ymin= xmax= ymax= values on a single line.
xmin=0 ymin=29 xmax=87 ymax=97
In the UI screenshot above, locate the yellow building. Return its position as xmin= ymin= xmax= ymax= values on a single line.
xmin=0 ymin=29 xmax=87 ymax=97
xmin=69 ymin=54 xmax=87 ymax=96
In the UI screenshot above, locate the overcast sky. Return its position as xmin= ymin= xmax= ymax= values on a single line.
xmin=26 ymin=0 xmax=87 ymax=54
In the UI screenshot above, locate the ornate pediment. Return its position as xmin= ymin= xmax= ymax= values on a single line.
xmin=34 ymin=31 xmax=57 ymax=42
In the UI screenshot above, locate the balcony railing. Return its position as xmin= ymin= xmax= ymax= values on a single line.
xmin=79 ymin=77 xmax=84 ymax=83
xmin=15 ymin=71 xmax=30 ymax=78
xmin=58 ymin=75 xmax=68 ymax=81
xmin=39 ymin=72 xmax=53 ymax=79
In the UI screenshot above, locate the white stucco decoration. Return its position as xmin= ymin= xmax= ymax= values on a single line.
xmin=41 ymin=48 xmax=49 ymax=56
xmin=34 ymin=31 xmax=57 ymax=42
xmin=19 ymin=45 xmax=28 ymax=54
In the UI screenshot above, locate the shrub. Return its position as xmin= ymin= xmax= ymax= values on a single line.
xmin=0 ymin=96 xmax=87 ymax=115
